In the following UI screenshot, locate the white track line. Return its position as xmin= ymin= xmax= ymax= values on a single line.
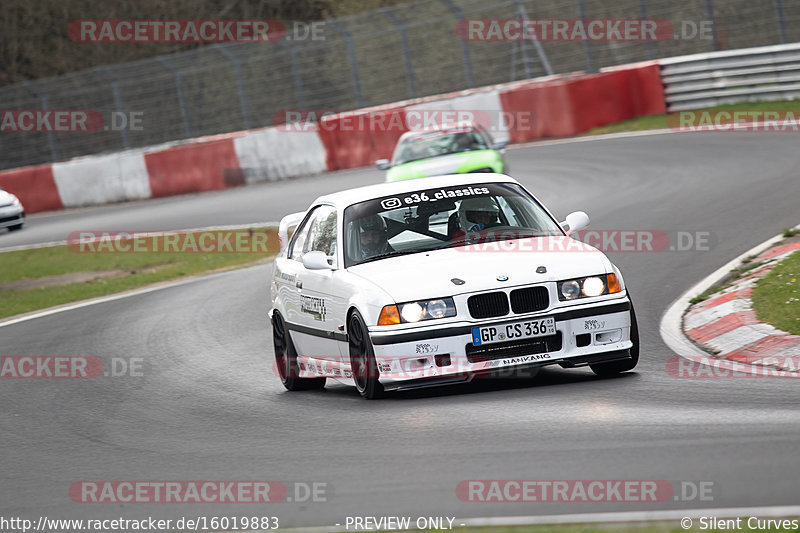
xmin=239 ymin=505 xmax=800 ymax=533
xmin=510 ymin=128 xmax=674 ymax=150
xmin=460 ymin=505 xmax=800 ymax=526
xmin=0 ymin=221 xmax=278 ymax=252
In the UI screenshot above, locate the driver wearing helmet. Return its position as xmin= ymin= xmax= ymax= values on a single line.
xmin=457 ymin=197 xmax=501 ymax=232
xmin=454 ymin=132 xmax=480 ymax=152
xmin=359 ymin=214 xmax=394 ymax=260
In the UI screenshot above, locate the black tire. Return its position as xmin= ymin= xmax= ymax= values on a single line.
xmin=8 ymin=223 xmax=23 ymax=231
xmin=272 ymin=313 xmax=325 ymax=391
xmin=348 ymin=311 xmax=385 ymax=399
xmin=590 ymin=299 xmax=639 ymax=376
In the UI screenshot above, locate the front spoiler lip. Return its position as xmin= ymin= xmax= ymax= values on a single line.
xmin=370 ymin=298 xmax=630 ymax=346
xmin=381 ymin=349 xmax=633 ymax=391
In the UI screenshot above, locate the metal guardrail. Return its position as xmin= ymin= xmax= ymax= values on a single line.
xmin=2 ymin=0 xmax=800 ymax=170
xmin=661 ymin=43 xmax=800 ymax=111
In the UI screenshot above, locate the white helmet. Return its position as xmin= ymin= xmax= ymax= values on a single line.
xmin=458 ymin=197 xmax=500 ymax=231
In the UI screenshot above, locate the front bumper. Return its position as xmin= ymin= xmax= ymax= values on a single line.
xmin=0 ymin=204 xmax=24 ymax=228
xmin=368 ymin=298 xmax=633 ymax=391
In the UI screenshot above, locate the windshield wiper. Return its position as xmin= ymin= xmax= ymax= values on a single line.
xmin=356 ymin=250 xmax=415 ymax=265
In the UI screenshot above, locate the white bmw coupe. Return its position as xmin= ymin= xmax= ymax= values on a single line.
xmin=270 ymin=174 xmax=638 ymax=399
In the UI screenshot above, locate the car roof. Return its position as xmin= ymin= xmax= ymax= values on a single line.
xmin=312 ymin=173 xmax=520 ymax=209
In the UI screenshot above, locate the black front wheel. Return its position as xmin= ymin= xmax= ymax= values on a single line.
xmin=348 ymin=311 xmax=384 ymax=399
xmin=272 ymin=313 xmax=325 ymax=391
xmin=590 ymin=299 xmax=639 ymax=377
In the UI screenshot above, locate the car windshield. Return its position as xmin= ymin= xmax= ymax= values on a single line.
xmin=343 ymin=182 xmax=563 ymax=267
xmin=391 ymin=129 xmax=489 ymax=165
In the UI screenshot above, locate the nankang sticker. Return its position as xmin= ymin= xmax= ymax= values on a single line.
xmin=501 ymin=353 xmax=551 ymax=365
xmin=301 ymin=295 xmax=327 ymax=321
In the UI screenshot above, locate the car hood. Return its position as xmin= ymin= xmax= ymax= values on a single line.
xmin=347 ymin=236 xmax=612 ymax=303
xmin=387 ymin=150 xmax=499 ymax=182
xmin=0 ymin=189 xmax=18 ymax=207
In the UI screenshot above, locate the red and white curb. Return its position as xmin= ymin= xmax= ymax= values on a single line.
xmin=660 ymin=226 xmax=800 ymax=376
xmin=683 ymin=241 xmax=800 ymax=372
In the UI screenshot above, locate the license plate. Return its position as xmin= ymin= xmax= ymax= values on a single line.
xmin=472 ymin=317 xmax=556 ymax=346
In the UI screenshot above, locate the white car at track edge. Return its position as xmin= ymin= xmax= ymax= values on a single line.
xmin=0 ymin=187 xmax=25 ymax=231
xmin=269 ymin=173 xmax=639 ymax=399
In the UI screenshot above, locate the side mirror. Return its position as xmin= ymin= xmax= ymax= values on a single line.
xmin=493 ymin=140 xmax=508 ymax=150
xmin=560 ymin=211 xmax=590 ymax=234
xmin=302 ymin=250 xmax=333 ymax=270
xmin=376 ymin=159 xmax=391 ymax=170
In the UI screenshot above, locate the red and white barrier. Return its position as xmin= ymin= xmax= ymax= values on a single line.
xmin=52 ymin=150 xmax=151 ymax=208
xmin=317 ymin=105 xmax=408 ymax=171
xmin=0 ymin=164 xmax=62 ymax=213
xmin=0 ymin=62 xmax=665 ymax=214
xmin=234 ymin=128 xmax=327 ymax=183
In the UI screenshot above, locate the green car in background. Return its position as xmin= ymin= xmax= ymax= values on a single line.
xmin=377 ymin=122 xmax=509 ymax=182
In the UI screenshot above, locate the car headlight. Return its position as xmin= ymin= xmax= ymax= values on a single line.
xmin=469 ymin=167 xmax=494 ymax=173
xmin=378 ymin=297 xmax=456 ymax=325
xmin=11 ymin=196 xmax=20 ymax=207
xmin=557 ymin=274 xmax=621 ymax=301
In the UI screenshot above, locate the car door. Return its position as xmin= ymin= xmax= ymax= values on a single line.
xmin=275 ymin=207 xmax=316 ymax=336
xmin=289 ymin=205 xmax=348 ymax=364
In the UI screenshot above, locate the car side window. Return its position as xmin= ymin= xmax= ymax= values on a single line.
xmin=477 ymin=128 xmax=493 ymax=147
xmin=288 ymin=207 xmax=318 ymax=261
xmin=304 ymin=205 xmax=338 ymax=267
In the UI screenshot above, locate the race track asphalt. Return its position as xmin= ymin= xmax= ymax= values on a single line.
xmin=2 ymin=131 xmax=799 ymax=527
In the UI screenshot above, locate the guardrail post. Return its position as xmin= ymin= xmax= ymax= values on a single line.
xmin=704 ymin=0 xmax=718 ymax=51
xmin=513 ymin=0 xmax=553 ymax=77
xmin=96 ymin=67 xmax=130 ymax=149
xmin=22 ymin=81 xmax=59 ymax=162
xmin=576 ymin=0 xmax=596 ymax=72
xmin=156 ymin=56 xmax=193 ymax=138
xmin=214 ymin=45 xmax=253 ymax=130
xmin=639 ymin=0 xmax=656 ymax=60
xmin=328 ymin=21 xmax=365 ymax=108
xmin=439 ymin=0 xmax=475 ymax=89
xmin=773 ymin=0 xmax=787 ymax=44
xmin=380 ymin=9 xmax=418 ymax=99
xmin=277 ymin=41 xmax=308 ymax=111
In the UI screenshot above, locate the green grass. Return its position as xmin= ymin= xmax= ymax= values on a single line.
xmin=587 ymin=99 xmax=800 ymax=135
xmin=688 ymin=260 xmax=767 ymax=304
xmin=0 ymin=228 xmax=277 ymax=319
xmin=752 ymin=250 xmax=800 ymax=335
